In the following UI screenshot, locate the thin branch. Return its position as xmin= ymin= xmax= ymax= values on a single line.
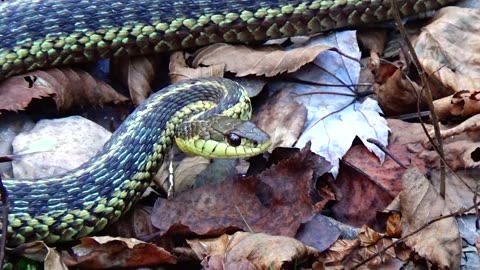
xmin=366 ymin=138 xmax=407 ymax=169
xmin=390 ymin=0 xmax=446 ymax=197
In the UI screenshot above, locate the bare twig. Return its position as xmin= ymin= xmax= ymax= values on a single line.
xmin=389 ymin=0 xmax=446 ymax=197
xmin=366 ymin=138 xmax=407 ymax=169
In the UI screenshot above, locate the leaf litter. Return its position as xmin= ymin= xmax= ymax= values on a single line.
xmin=2 ymin=4 xmax=479 ymax=269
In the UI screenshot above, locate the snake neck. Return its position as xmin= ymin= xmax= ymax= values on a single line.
xmin=2 ymin=78 xmax=247 ymax=246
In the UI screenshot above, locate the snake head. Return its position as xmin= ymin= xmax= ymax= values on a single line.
xmin=174 ymin=115 xmax=271 ymax=158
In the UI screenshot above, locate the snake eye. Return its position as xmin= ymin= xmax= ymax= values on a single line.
xmin=226 ymin=133 xmax=241 ymax=147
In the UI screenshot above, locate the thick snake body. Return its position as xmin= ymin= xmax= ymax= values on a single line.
xmin=0 ymin=0 xmax=456 ymax=247
xmin=0 ymin=0 xmax=457 ymax=80
xmin=2 ymin=78 xmax=267 ymax=246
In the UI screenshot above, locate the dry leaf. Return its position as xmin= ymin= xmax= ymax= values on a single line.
xmin=0 ymin=68 xmax=128 ymax=113
xmin=286 ymin=31 xmax=389 ymax=177
xmin=105 ymin=206 xmax=156 ymax=240
xmin=319 ymin=226 xmax=399 ymax=269
xmin=169 ymin=51 xmax=226 ymax=83
xmin=10 ymin=241 xmax=68 ymax=270
xmin=389 ymin=119 xmax=479 ymax=213
xmin=188 ymin=232 xmax=320 ymax=270
xmin=400 ymin=167 xmax=461 ymax=269
xmin=111 ymin=55 xmax=158 ymax=105
xmin=385 ymin=213 xmax=402 ymax=238
xmin=415 ymin=7 xmax=480 ymax=92
xmin=63 ymin=236 xmax=176 ymax=269
xmin=434 ymin=90 xmax=480 ymax=120
xmin=190 ymin=43 xmax=334 ymax=77
xmin=332 ymin=143 xmax=427 ymax=228
xmin=357 ymin=29 xmax=387 ymax=54
xmin=151 ymin=146 xmax=329 ymax=238
xmin=375 ymin=67 xmax=421 ymax=115
xmin=319 ymin=239 xmax=360 ymax=267
xmin=254 ymin=89 xmax=307 ymax=149
xmin=0 ymin=75 xmax=54 ymax=112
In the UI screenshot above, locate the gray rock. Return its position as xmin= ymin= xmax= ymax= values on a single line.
xmin=12 ymin=116 xmax=111 ymax=179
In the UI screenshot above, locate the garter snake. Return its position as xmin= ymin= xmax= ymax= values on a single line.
xmin=0 ymin=0 xmax=456 ymax=247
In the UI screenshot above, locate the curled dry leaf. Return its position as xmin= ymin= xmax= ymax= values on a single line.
xmin=415 ymin=7 xmax=480 ymax=92
xmin=187 ymin=232 xmax=320 ymax=270
xmin=111 ymin=55 xmax=158 ymax=106
xmin=385 ymin=213 xmax=402 ymax=238
xmin=0 ymin=68 xmax=128 ymax=113
xmin=418 ymin=114 xmax=480 ymax=170
xmin=375 ymin=67 xmax=421 ymax=116
xmin=433 ymin=89 xmax=480 ymax=120
xmin=169 ymin=51 xmax=225 ymax=83
xmin=62 ymin=236 xmax=176 ymax=269
xmin=400 ymin=167 xmax=461 ymax=269
xmin=319 ymin=226 xmax=399 ymax=269
xmin=190 ymin=43 xmax=334 ymax=77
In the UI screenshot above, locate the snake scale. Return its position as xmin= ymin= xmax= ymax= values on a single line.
xmin=0 ymin=0 xmax=457 ymax=247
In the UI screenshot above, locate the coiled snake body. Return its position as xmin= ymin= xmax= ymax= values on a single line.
xmin=0 ymin=0 xmax=456 ymax=246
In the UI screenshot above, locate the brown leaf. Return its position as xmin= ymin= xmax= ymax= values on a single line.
xmin=385 ymin=213 xmax=402 ymax=238
xmin=415 ymin=7 xmax=480 ymax=92
xmin=0 ymin=68 xmax=128 ymax=113
xmin=357 ymin=29 xmax=387 ymax=55
xmin=433 ymin=90 xmax=480 ymax=121
xmin=375 ymin=68 xmax=420 ymax=116
xmin=0 ymin=75 xmax=54 ymax=112
xmin=400 ymin=167 xmax=461 ymax=269
xmin=151 ymin=146 xmax=328 ymax=238
xmin=332 ymin=144 xmax=425 ymax=228
xmin=254 ymin=89 xmax=307 ymax=149
xmin=10 ymin=241 xmax=68 ymax=270
xmin=190 ymin=43 xmax=334 ymax=77
xmin=106 ymin=206 xmax=156 ymax=240
xmin=169 ymin=51 xmax=225 ymax=83
xmin=188 ymin=232 xmax=320 ymax=270
xmin=318 ymin=226 xmax=398 ymax=269
xmin=154 ymin=155 xmax=210 ymax=194
xmin=111 ymin=55 xmax=158 ymax=105
xmin=62 ymin=236 xmax=176 ymax=269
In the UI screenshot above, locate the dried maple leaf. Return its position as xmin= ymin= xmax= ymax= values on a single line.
xmin=278 ymin=31 xmax=389 ymax=176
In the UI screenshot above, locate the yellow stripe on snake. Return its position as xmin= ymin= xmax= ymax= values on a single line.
xmin=0 ymin=0 xmax=456 ymax=247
